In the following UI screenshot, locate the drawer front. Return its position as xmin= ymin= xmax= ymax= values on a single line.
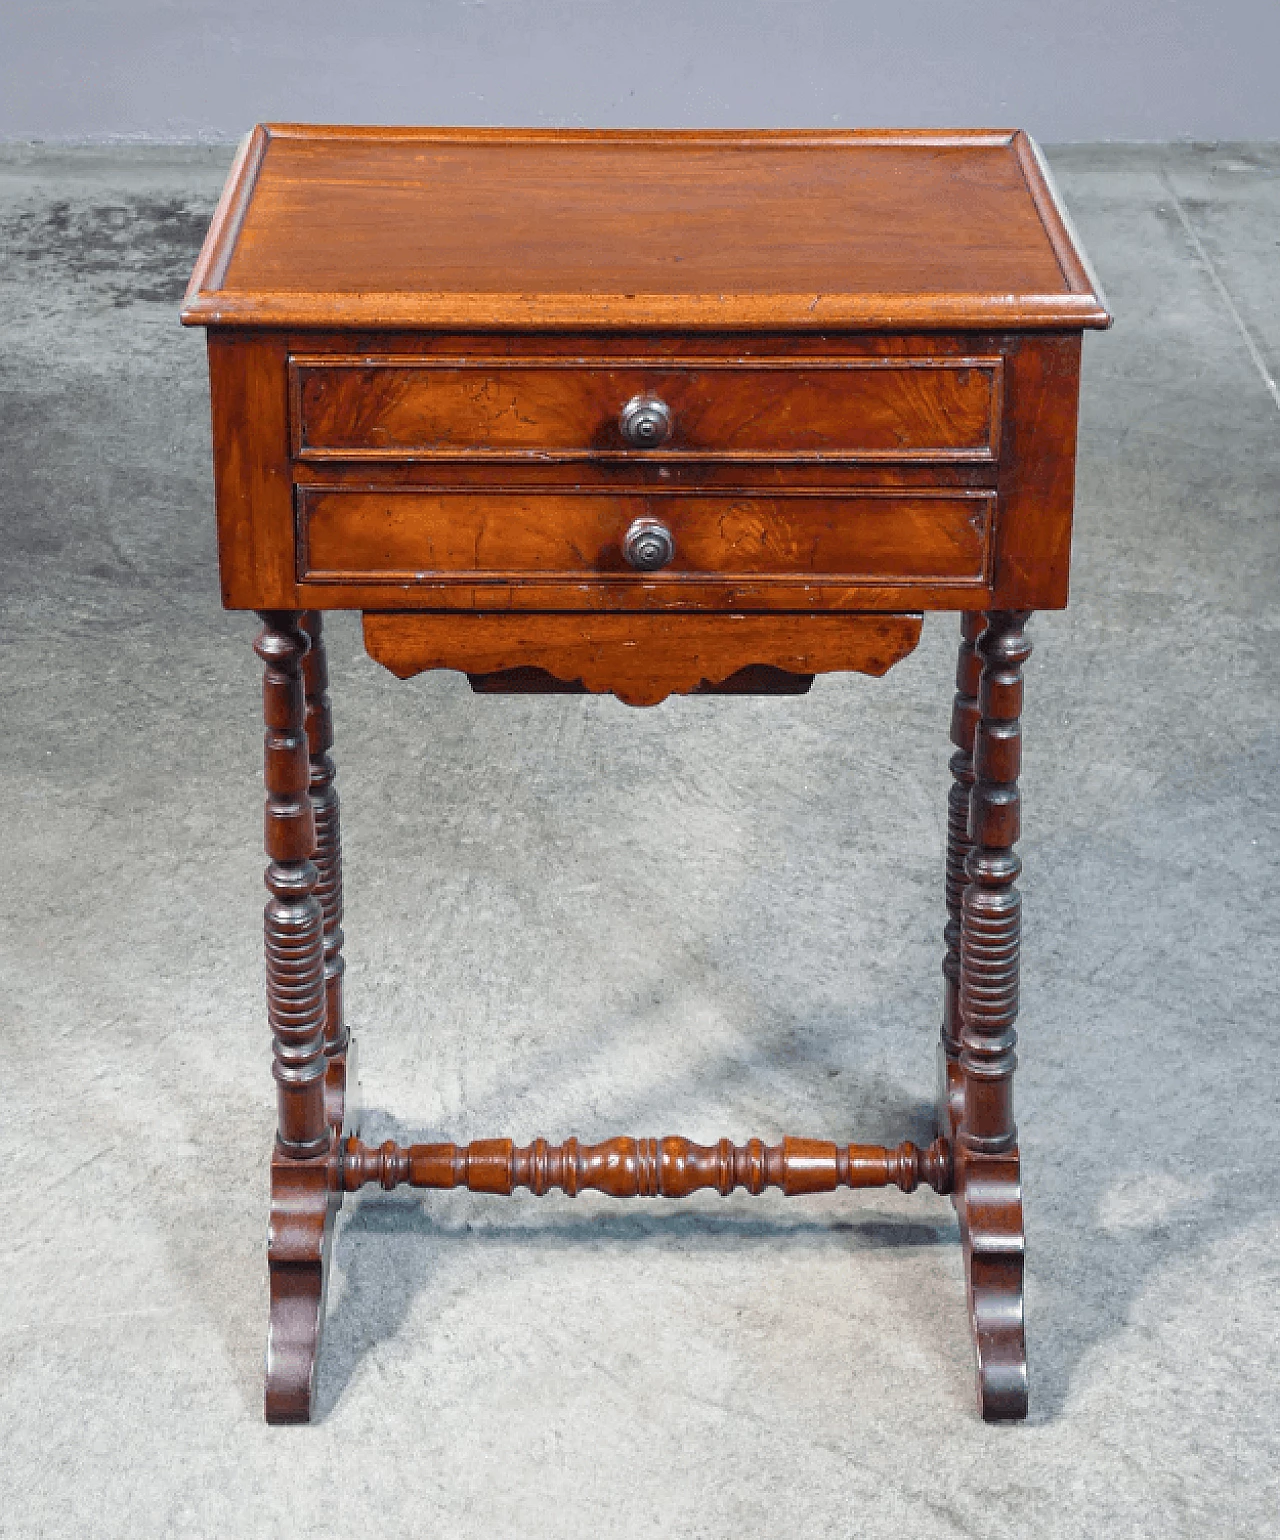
xmin=296 ymin=486 xmax=993 ymax=589
xmin=290 ymin=356 xmax=1002 ymax=463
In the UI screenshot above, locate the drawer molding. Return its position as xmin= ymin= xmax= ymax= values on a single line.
xmin=289 ymin=354 xmax=1003 ymax=464
xmin=362 ymin=611 xmax=925 ymax=707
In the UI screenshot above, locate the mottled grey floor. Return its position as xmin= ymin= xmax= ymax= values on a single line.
xmin=1 ymin=143 xmax=1277 ymax=1539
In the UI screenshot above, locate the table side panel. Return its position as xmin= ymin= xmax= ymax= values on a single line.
xmin=208 ymin=330 xmax=297 ymax=609
xmin=991 ymin=332 xmax=1082 ymax=610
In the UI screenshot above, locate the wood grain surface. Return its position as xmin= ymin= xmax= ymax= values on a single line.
xmin=298 ymin=487 xmax=993 ymax=588
xmin=362 ymin=610 xmax=923 ymax=706
xmin=182 ymin=125 xmax=1110 ymax=331
xmin=290 ymin=355 xmax=1003 ymax=462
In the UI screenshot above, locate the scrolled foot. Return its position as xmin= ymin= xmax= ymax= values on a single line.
xmin=957 ymin=1150 xmax=1028 ymax=1421
xmin=265 ymin=1146 xmax=338 ymax=1424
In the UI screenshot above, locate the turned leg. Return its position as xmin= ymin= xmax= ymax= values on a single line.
xmin=300 ymin=612 xmax=358 ymax=1133
xmin=957 ymin=609 xmax=1031 ymax=1421
xmin=257 ymin=611 xmax=339 ymax=1424
xmin=939 ymin=612 xmax=986 ymax=1141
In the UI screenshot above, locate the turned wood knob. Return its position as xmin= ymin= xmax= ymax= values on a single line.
xmin=622 ymin=517 xmax=675 ymax=572
xmin=618 ymin=393 xmax=673 ymax=448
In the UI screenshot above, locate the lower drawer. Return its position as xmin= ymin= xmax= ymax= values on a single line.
xmin=296 ymin=486 xmax=993 ymax=590
xmin=361 ymin=610 xmax=926 ymax=706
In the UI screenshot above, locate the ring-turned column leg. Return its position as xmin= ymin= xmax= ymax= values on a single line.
xmin=939 ymin=612 xmax=986 ymax=1141
xmin=300 ymin=612 xmax=358 ymax=1135
xmin=957 ymin=609 xmax=1031 ymax=1421
xmin=257 ymin=611 xmax=339 ymax=1424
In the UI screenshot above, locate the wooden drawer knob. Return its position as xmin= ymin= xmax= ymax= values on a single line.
xmin=619 ymin=393 xmax=673 ymax=448
xmin=622 ymin=517 xmax=675 ymax=572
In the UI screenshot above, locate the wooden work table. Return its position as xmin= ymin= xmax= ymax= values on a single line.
xmin=182 ymin=124 xmax=1109 ymax=1422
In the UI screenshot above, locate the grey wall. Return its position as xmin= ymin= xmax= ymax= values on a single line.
xmin=2 ymin=1 xmax=1278 ymax=144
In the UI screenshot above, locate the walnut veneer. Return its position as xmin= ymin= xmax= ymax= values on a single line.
xmin=183 ymin=124 xmax=1109 ymax=1423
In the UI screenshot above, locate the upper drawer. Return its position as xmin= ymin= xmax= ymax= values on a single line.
xmin=289 ymin=355 xmax=1003 ymax=464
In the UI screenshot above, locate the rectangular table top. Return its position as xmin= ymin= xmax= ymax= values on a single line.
xmin=181 ymin=125 xmax=1109 ymax=333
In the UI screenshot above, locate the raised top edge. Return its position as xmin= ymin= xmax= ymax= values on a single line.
xmin=181 ymin=124 xmax=1112 ymax=332
xmin=262 ymin=123 xmax=1023 ymax=146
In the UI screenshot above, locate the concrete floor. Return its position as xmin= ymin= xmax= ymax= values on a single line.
xmin=1 ymin=143 xmax=1277 ymax=1538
